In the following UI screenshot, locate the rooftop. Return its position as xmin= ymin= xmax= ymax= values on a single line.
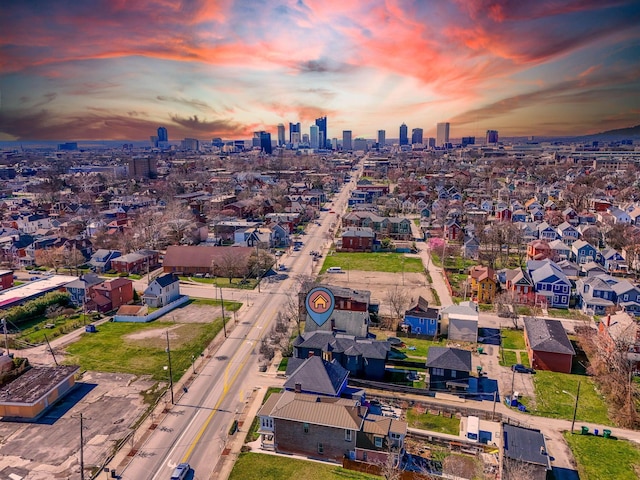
xmin=0 ymin=366 xmax=79 ymax=405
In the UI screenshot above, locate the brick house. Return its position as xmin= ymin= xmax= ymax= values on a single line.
xmin=340 ymin=227 xmax=375 ymax=252
xmin=87 ymin=277 xmax=134 ymax=313
xmin=523 ymin=317 xmax=575 ymax=373
xmin=0 ymin=270 xmax=14 ymax=291
xmin=110 ymin=249 xmax=159 ymax=274
xmin=597 ymin=312 xmax=640 ymax=372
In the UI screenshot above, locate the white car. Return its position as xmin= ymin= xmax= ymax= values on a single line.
xmin=170 ymin=463 xmax=190 ymax=480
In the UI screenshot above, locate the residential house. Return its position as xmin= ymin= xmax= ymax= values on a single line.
xmin=523 ymin=317 xmax=575 ymax=373
xmin=571 ymin=240 xmax=597 ymax=264
xmin=599 ymin=248 xmax=627 ymax=273
xmin=527 ymin=240 xmax=551 ymax=261
xmin=65 ymin=273 xmax=103 ymax=306
xmin=88 ymin=249 xmax=121 ymax=273
xmin=257 ymin=391 xmax=406 ymax=465
xmin=548 ymin=239 xmax=571 ymax=262
xmin=468 ymin=265 xmax=497 ymax=304
xmin=444 ymin=218 xmax=463 ymax=241
xmin=462 ymin=235 xmax=480 ymax=259
xmin=527 ymin=260 xmax=571 ymax=309
xmin=597 ymin=312 xmax=640 ymax=371
xmin=292 ymin=331 xmax=389 ymax=380
xmin=0 ymin=270 xmax=14 ymax=291
xmin=581 ymin=261 xmax=607 ymax=277
xmin=425 ymin=347 xmax=472 ymax=392
xmin=529 ymin=208 xmax=544 ymax=223
xmin=87 ymin=277 xmax=134 ymax=313
xmin=502 ymin=424 xmax=551 ymax=480
xmin=302 ymin=285 xmax=372 ymax=338
xmin=608 ymin=206 xmax=631 ymax=224
xmin=504 ymin=268 xmax=534 ymax=305
xmin=163 ymin=245 xmax=253 ymax=277
xmin=511 ymin=209 xmax=528 ymax=223
xmin=440 ymin=301 xmax=479 ymax=342
xmin=402 ymin=296 xmax=439 ymax=337
xmin=142 ymin=274 xmax=180 ymax=308
xmin=562 ymin=207 xmax=578 ymax=225
xmin=537 ymin=222 xmax=558 ymax=241
xmin=284 ymin=356 xmax=350 ymax=397
xmin=556 ymin=222 xmax=580 ymax=246
xmin=111 ymin=249 xmax=159 ymax=275
xmin=556 ymin=259 xmax=580 ymax=280
xmin=576 ymin=276 xmax=615 ymax=316
xmin=340 ymin=227 xmax=375 ymax=252
xmin=611 ymin=279 xmax=640 ymax=317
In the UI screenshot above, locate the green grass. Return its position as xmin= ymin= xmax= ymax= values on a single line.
xmin=230 ymin=452 xmax=381 ymax=480
xmin=320 ymin=252 xmax=424 ymax=273
xmin=564 ymin=432 xmax=640 ymax=480
xmin=181 ymin=276 xmax=259 ymax=289
xmin=278 ymin=357 xmax=289 ymax=371
xmin=501 ymin=328 xmax=526 ymax=349
xmin=370 ymin=328 xmax=445 ymax=359
xmin=406 ymin=409 xmax=460 ymax=435
xmin=519 ymin=354 xmax=530 ymax=368
xmin=189 ymin=297 xmax=242 ymax=311
xmin=519 ymin=371 xmax=609 ymax=424
xmin=499 ymin=350 xmax=518 ymax=367
xmin=65 ymin=320 xmax=223 ymax=382
xmin=547 ymin=308 xmax=592 ymax=321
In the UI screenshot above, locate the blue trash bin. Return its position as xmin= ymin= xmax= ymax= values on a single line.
xmin=594 ymin=429 xmax=599 ymax=436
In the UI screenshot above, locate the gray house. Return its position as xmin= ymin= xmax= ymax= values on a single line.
xmin=142 ymin=274 xmax=180 ymax=307
xmin=425 ymin=347 xmax=472 ymax=392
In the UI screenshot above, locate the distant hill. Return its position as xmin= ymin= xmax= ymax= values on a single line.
xmin=587 ymin=124 xmax=640 ymax=138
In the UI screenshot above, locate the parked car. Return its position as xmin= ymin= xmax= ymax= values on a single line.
xmin=511 ymin=364 xmax=535 ymax=374
xmin=170 ymin=463 xmax=191 ymax=480
xmin=278 ymin=265 xmax=287 ymax=271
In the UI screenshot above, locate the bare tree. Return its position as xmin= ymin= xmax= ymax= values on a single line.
xmin=385 ymin=286 xmax=410 ymax=323
xmin=214 ymin=250 xmax=246 ymax=284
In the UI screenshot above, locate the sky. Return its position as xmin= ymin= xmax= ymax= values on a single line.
xmin=1 ymin=0 xmax=640 ymax=141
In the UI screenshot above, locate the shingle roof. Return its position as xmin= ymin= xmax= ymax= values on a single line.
xmin=523 ymin=317 xmax=576 ymax=355
xmin=284 ymin=356 xmax=348 ymax=396
xmin=297 ymin=331 xmax=390 ymax=360
xmin=503 ymin=424 xmax=551 ymax=468
xmin=425 ymin=347 xmax=472 ymax=371
xmin=154 ymin=273 xmax=178 ymax=288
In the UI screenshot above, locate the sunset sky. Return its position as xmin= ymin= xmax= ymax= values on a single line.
xmin=1 ymin=0 xmax=639 ymax=141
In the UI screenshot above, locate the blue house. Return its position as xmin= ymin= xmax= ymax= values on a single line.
xmin=65 ymin=273 xmax=103 ymax=306
xmin=537 ymin=222 xmax=558 ymax=241
xmin=599 ymin=248 xmax=626 ymax=272
xmin=571 ymin=240 xmax=598 ymax=265
xmin=611 ymin=279 xmax=640 ymax=317
xmin=402 ymin=297 xmax=439 ymax=337
xmin=88 ymin=249 xmax=121 ymax=273
xmin=556 ymin=222 xmax=580 ymax=246
xmin=527 ymin=260 xmax=571 ymax=309
xmin=511 ymin=209 xmax=528 ymax=223
xmin=576 ymin=276 xmax=615 ymax=315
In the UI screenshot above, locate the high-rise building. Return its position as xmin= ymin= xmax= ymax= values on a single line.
xmin=427 ymin=137 xmax=436 ymax=148
xmin=377 ymin=130 xmax=386 ymax=147
xmin=277 ymin=124 xmax=285 ymax=146
xmin=254 ymin=131 xmax=272 ymax=154
xmin=353 ymin=138 xmax=368 ymax=152
xmin=129 ymin=157 xmax=157 ymax=178
xmin=486 ymin=130 xmax=499 ymax=144
xmin=399 ymin=123 xmax=408 ymax=145
xmin=289 ymin=122 xmax=301 ymax=143
xmin=310 ymin=125 xmax=319 ymax=149
xmin=342 ymin=130 xmax=352 ymax=151
xmin=150 ymin=136 xmax=159 ymax=148
xmin=181 ymin=138 xmax=200 ymax=151
xmin=315 ymin=116 xmax=327 ymax=148
xmin=411 ymin=128 xmax=423 ymax=145
xmin=436 ymin=123 xmax=450 ymax=147
xmin=157 ymin=126 xmax=168 ymax=142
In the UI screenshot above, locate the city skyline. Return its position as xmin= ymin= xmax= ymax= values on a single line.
xmin=1 ymin=1 xmax=640 ymax=141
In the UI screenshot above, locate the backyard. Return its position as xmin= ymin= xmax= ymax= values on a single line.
xmin=321 ymin=252 xmax=424 ymax=274
xmin=229 ymin=452 xmax=381 ymax=480
xmin=405 ymin=408 xmax=460 ymax=435
xmin=564 ymin=432 xmax=640 ymax=480
xmin=519 ymin=371 xmax=609 ymax=424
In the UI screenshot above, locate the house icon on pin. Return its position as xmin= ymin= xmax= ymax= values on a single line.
xmin=312 ymin=294 xmax=329 ymax=311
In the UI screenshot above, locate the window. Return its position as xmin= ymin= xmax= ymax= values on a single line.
xmin=374 ymin=437 xmax=383 ymax=448
xmin=318 ymin=443 xmax=324 ymax=454
xmin=451 ymin=370 xmax=456 ymax=378
xmin=624 ymin=294 xmax=629 ymax=301
xmin=303 ymin=423 xmax=309 ymax=434
xmin=432 ymin=368 xmax=444 ymax=376
xmin=345 ymin=430 xmax=352 ymax=442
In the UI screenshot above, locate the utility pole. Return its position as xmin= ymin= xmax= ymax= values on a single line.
xmin=72 ymin=413 xmax=87 ymax=480
xmin=570 ymin=381 xmax=581 ymax=434
xmin=165 ymin=331 xmax=174 ymax=404
xmin=43 ymin=334 xmax=58 ymax=366
xmin=220 ymin=286 xmax=227 ymax=338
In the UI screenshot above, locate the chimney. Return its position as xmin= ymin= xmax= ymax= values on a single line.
xmin=294 ymin=383 xmax=302 ymax=393
xmin=540 ymin=446 xmax=546 ymax=455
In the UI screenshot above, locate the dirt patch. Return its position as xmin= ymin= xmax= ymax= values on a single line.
xmin=160 ymin=303 xmax=224 ymax=324
xmin=125 ymin=324 xmax=181 ymax=341
xmin=318 ymin=270 xmax=433 ymax=311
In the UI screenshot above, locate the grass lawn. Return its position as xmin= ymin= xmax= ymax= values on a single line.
xmin=65 ymin=320 xmax=222 ymax=383
xmin=189 ymin=297 xmax=242 ymax=312
xmin=406 ymin=409 xmax=460 ymax=435
xmin=229 ymin=452 xmax=381 ymax=480
xmin=547 ymin=308 xmax=592 ymax=321
xmin=564 ymin=432 xmax=640 ymax=480
xmin=182 ymin=276 xmax=259 ymax=290
xmin=519 ymin=371 xmax=609 ymax=424
xmin=320 ymin=252 xmax=424 ymax=274
xmin=501 ymin=329 xmax=525 ymax=349
xmin=278 ymin=357 xmax=289 ymax=371
xmin=499 ymin=350 xmax=518 ymax=367
xmin=519 ymin=354 xmax=530 ymax=367
xmin=370 ymin=328 xmax=445 ymax=359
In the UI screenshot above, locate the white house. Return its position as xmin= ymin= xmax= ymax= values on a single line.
xmin=143 ymin=274 xmax=180 ymax=308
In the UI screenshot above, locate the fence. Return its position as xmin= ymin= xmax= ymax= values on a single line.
xmin=113 ymin=295 xmax=190 ymax=323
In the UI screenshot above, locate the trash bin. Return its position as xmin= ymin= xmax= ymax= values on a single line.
xmin=581 ymin=426 xmax=589 ymax=435
xmin=594 ymin=429 xmax=599 ymax=436
xmin=477 ymin=347 xmax=484 ymax=354
xmin=603 ymin=429 xmax=611 ymax=438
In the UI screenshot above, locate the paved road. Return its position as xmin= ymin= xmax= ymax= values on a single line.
xmin=111 ymin=161 xmax=363 ymax=479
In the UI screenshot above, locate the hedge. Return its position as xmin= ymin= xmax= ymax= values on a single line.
xmin=3 ymin=292 xmax=71 ymax=325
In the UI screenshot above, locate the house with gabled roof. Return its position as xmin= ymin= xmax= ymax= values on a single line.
xmin=527 ymin=259 xmax=571 ymax=309
xmin=597 ymin=312 xmax=640 ymax=371
xmin=556 ymin=222 xmax=580 ymax=246
xmin=504 ymin=268 xmax=534 ymax=304
xmin=611 ymin=279 xmax=640 ymax=317
xmin=425 ymin=347 xmax=472 ymax=391
xmin=576 ymin=276 xmax=615 ymax=316
xmin=599 ymin=247 xmax=626 ymax=272
xmin=502 ymin=424 xmax=551 ymax=480
xmin=143 ymin=273 xmax=180 ymax=308
xmin=548 ymin=239 xmax=571 ymax=262
xmin=402 ymin=296 xmax=439 ymax=337
xmin=284 ymin=356 xmax=350 ymax=397
xmin=571 ymin=239 xmax=597 ymax=264
xmin=468 ymin=265 xmax=497 ymax=304
xmin=523 ymin=317 xmax=575 ymax=373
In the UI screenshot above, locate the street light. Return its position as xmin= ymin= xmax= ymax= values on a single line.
xmin=164 ymin=331 xmax=174 ymax=404
xmin=563 ymin=381 xmax=581 ymax=434
xmin=191 ymin=354 xmax=196 ymax=374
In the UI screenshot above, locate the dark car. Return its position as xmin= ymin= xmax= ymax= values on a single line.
xmin=511 ymin=364 xmax=535 ymax=374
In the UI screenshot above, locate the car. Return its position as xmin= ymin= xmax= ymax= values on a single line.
xmin=278 ymin=265 xmax=287 ymax=271
xmin=511 ymin=364 xmax=535 ymax=374
xmin=170 ymin=462 xmax=191 ymax=480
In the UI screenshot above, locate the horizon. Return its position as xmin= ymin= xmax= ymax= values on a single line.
xmin=1 ymin=1 xmax=640 ymax=141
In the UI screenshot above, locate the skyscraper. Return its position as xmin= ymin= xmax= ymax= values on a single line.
xmin=486 ymin=130 xmax=499 ymax=144
xmin=310 ymin=125 xmax=319 ymax=149
xmin=289 ymin=122 xmax=300 ymax=143
xmin=277 ymin=123 xmax=285 ymax=146
xmin=315 ymin=116 xmax=327 ymax=148
xmin=377 ymin=130 xmax=386 ymax=147
xmin=436 ymin=122 xmax=450 ymax=147
xmin=342 ymin=130 xmax=352 ymax=151
xmin=254 ymin=131 xmax=272 ymax=154
xmin=399 ymin=123 xmax=408 ymax=145
xmin=411 ymin=128 xmax=423 ymax=145
xmin=157 ymin=126 xmax=168 ymax=142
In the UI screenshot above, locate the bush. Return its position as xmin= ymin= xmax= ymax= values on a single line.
xmin=4 ymin=292 xmax=71 ymax=325
xmin=118 ymin=272 xmax=130 ymax=277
